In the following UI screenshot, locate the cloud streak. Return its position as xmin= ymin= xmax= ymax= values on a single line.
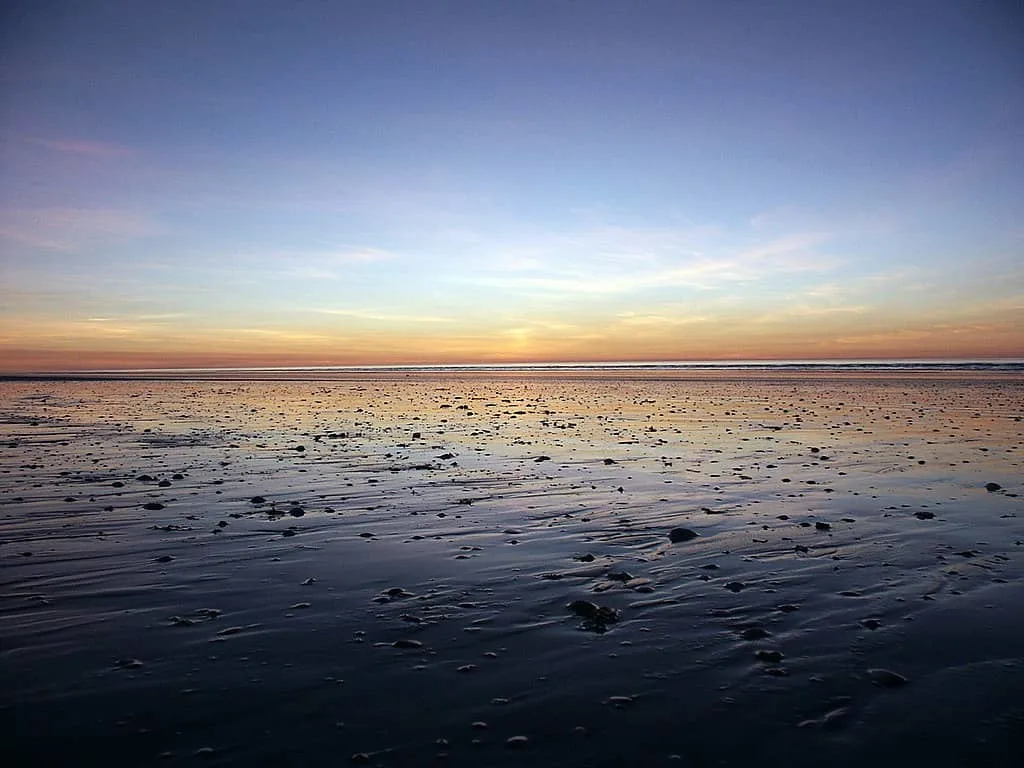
xmin=0 ymin=208 xmax=158 ymax=251
xmin=32 ymin=138 xmax=135 ymax=158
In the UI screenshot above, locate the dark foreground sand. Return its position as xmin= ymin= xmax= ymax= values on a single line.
xmin=2 ymin=372 xmax=1022 ymax=767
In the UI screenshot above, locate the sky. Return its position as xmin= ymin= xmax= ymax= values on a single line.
xmin=1 ymin=1 xmax=1022 ymax=371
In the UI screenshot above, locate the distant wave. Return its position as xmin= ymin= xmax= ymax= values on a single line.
xmin=6 ymin=359 xmax=1022 ymax=380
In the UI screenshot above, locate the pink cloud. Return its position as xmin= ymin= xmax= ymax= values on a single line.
xmin=0 ymin=208 xmax=158 ymax=250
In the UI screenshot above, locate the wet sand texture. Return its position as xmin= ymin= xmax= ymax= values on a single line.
xmin=2 ymin=372 xmax=1022 ymax=766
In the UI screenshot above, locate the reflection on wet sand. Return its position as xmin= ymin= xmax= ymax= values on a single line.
xmin=2 ymin=372 xmax=1022 ymax=766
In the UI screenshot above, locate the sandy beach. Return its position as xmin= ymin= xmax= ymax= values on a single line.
xmin=2 ymin=371 xmax=1022 ymax=766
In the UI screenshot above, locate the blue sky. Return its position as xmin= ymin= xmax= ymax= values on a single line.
xmin=1 ymin=1 xmax=1022 ymax=368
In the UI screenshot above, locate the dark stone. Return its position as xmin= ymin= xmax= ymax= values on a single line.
xmin=392 ymin=639 xmax=423 ymax=649
xmin=567 ymin=600 xmax=620 ymax=633
xmin=868 ymin=668 xmax=908 ymax=687
xmin=668 ymin=527 xmax=698 ymax=543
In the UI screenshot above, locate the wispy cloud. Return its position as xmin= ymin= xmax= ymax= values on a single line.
xmin=32 ymin=138 xmax=135 ymax=158
xmin=459 ymin=228 xmax=838 ymax=297
xmin=0 ymin=207 xmax=158 ymax=251
xmin=312 ymin=308 xmax=455 ymax=323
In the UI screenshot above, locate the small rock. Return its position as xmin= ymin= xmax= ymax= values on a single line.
xmin=668 ymin=527 xmax=698 ymax=543
xmin=914 ymin=511 xmax=935 ymax=520
xmin=985 ymin=482 xmax=1002 ymax=492
xmin=567 ymin=600 xmax=620 ymax=632
xmin=755 ymin=650 xmax=784 ymax=663
xmin=392 ymin=639 xmax=423 ymax=649
xmin=868 ymin=668 xmax=908 ymax=687
xmin=798 ymin=706 xmax=850 ymax=730
xmin=740 ymin=627 xmax=770 ymax=640
xmin=724 ymin=581 xmax=746 ymax=593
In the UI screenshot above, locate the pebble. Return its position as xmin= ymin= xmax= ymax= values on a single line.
xmin=393 ymin=639 xmax=423 ymax=649
xmin=798 ymin=706 xmax=850 ymax=730
xmin=668 ymin=527 xmax=698 ymax=543
xmin=985 ymin=482 xmax=1002 ymax=492
xmin=755 ymin=650 xmax=784 ymax=663
xmin=868 ymin=668 xmax=908 ymax=687
xmin=567 ymin=600 xmax=620 ymax=632
xmin=724 ymin=581 xmax=746 ymax=593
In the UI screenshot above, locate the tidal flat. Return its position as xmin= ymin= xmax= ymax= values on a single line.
xmin=1 ymin=371 xmax=1022 ymax=766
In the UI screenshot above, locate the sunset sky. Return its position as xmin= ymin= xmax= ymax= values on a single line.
xmin=2 ymin=1 xmax=1022 ymax=371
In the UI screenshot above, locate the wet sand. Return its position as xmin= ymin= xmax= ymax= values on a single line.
xmin=2 ymin=372 xmax=1022 ymax=766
